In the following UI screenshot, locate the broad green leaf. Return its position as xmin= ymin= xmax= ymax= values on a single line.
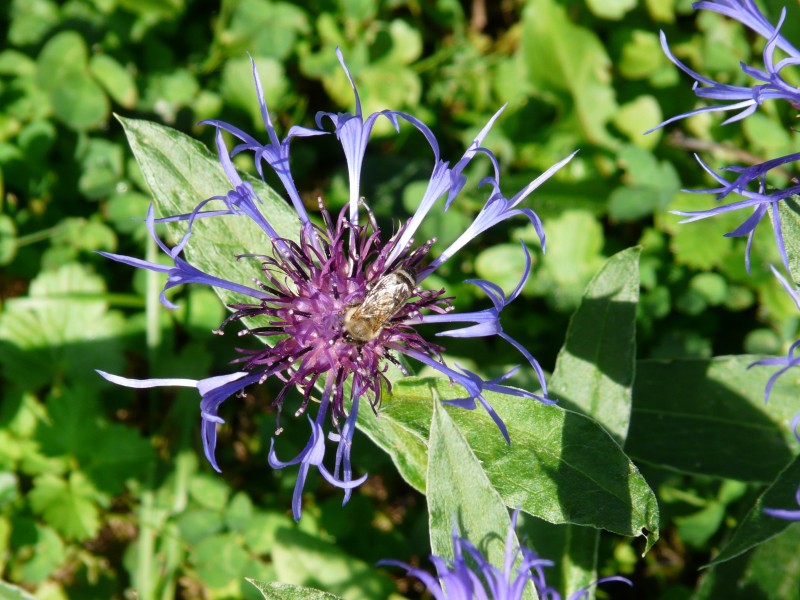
xmin=89 ymin=54 xmax=138 ymax=109
xmin=586 ymin=0 xmax=636 ymax=20
xmin=356 ymin=405 xmax=427 ymax=493
xmin=475 ymin=243 xmax=534 ymax=294
xmin=8 ymin=0 xmax=59 ymax=46
xmin=36 ymin=31 xmax=109 ymax=130
xmin=710 ymin=454 xmax=800 ymax=565
xmin=0 ymin=580 xmax=39 ymax=600
xmin=550 ymin=247 xmax=641 ymax=443
xmin=366 ymin=378 xmax=659 ymax=547
xmin=37 ymin=387 xmax=155 ymax=494
xmin=188 ymin=473 xmax=230 ymax=511
xmin=246 ymin=579 xmax=343 ymax=600
xmin=521 ymin=0 xmax=619 ymax=149
xmin=544 ymin=248 xmax=641 ymax=592
xmin=628 ymin=357 xmax=799 ymax=482
xmin=427 ymin=399 xmax=536 ymax=599
xmin=0 ymin=263 xmax=125 ymax=389
xmin=612 ymin=96 xmax=663 ymax=150
xmin=0 ymin=214 xmax=16 ymax=265
xmin=534 ymin=210 xmax=605 ymax=311
xmin=28 ymin=473 xmax=101 ymax=541
xmin=694 ymin=524 xmax=800 ymax=600
xmin=776 ymin=196 xmax=800 ymax=283
xmin=608 ymin=147 xmax=680 ymax=222
xmin=7 ymin=521 xmax=65 ymax=584
xmin=190 ymin=533 xmax=251 ymax=589
xmin=271 ymin=527 xmax=395 ymax=598
xmin=225 ymin=0 xmax=310 ymax=61
xmin=618 ymin=31 xmax=666 ymax=81
xmin=118 ymin=116 xmax=298 ymax=307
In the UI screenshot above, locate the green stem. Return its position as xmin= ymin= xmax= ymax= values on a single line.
xmin=136 ymin=234 xmax=163 ymax=600
xmin=15 ymin=224 xmax=66 ymax=248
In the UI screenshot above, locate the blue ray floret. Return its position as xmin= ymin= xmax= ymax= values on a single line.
xmin=380 ymin=508 xmax=631 ymax=599
xmin=651 ymin=0 xmax=800 ymax=272
xmin=97 ymin=49 xmax=575 ymax=520
xmin=749 ymin=266 xmax=800 ymax=520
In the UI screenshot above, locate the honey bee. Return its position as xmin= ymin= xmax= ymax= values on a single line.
xmin=343 ymin=269 xmax=416 ymax=344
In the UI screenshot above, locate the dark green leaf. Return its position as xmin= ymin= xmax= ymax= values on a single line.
xmin=694 ymin=524 xmax=800 ymax=600
xmin=710 ymin=454 xmax=800 ymax=565
xmin=28 ymin=473 xmax=101 ymax=541
xmin=628 ymin=357 xmax=798 ymax=482
xmin=366 ymin=378 xmax=659 ymax=547
xmin=271 ymin=528 xmax=395 ymax=598
xmin=550 ymin=247 xmax=641 ymax=443
xmin=246 ymin=579 xmax=343 ymax=600
xmin=521 ymin=0 xmax=619 ymax=149
xmin=427 ymin=399 xmax=536 ymax=600
xmin=0 ymin=580 xmax=39 ymax=600
xmin=190 ymin=533 xmax=250 ymax=589
xmin=776 ymin=196 xmax=800 ymax=283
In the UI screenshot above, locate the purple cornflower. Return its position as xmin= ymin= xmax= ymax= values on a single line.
xmin=97 ymin=50 xmax=574 ymax=520
xmin=650 ymin=1 xmax=800 ymax=272
xmin=749 ymin=266 xmax=800 ymax=520
xmin=380 ymin=509 xmax=631 ymax=599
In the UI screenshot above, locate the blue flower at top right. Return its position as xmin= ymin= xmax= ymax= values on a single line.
xmin=651 ymin=0 xmax=800 ymax=273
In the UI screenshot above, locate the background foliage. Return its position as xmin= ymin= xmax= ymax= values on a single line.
xmin=2 ymin=0 xmax=800 ymax=598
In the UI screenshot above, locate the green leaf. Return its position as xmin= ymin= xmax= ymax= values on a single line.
xmin=271 ymin=528 xmax=395 ymax=598
xmin=89 ymin=54 xmax=138 ymax=109
xmin=365 ymin=378 xmax=659 ymax=546
xmin=246 ymin=580 xmax=344 ymax=600
xmin=356 ymin=404 xmax=427 ymax=493
xmin=188 ymin=473 xmax=230 ymax=511
xmin=550 ymin=247 xmax=641 ymax=443
xmin=544 ymin=248 xmax=640 ymax=592
xmin=521 ymin=0 xmax=619 ymax=149
xmin=608 ymin=147 xmax=680 ymax=222
xmin=427 ymin=400 xmax=535 ymax=599
xmin=618 ymin=30 xmax=667 ymax=81
xmin=612 ymin=95 xmax=663 ymax=150
xmin=28 ymin=473 xmax=101 ymax=541
xmin=535 ymin=210 xmax=605 ymax=311
xmin=36 ymin=31 xmax=109 ymax=130
xmin=8 ymin=0 xmax=59 ymax=47
xmin=694 ymin=524 xmax=800 ymax=600
xmin=0 ymin=214 xmax=17 ymax=266
xmin=585 ymin=0 xmax=636 ymax=20
xmin=0 ymin=580 xmax=39 ymax=600
xmin=710 ymin=454 xmax=800 ymax=565
xmin=37 ymin=387 xmax=155 ymax=494
xmin=776 ymin=196 xmax=800 ymax=283
xmin=627 ymin=357 xmax=799 ymax=482
xmin=7 ymin=521 xmax=65 ymax=584
xmin=118 ymin=116 xmax=298 ymax=306
xmin=0 ymin=263 xmax=126 ymax=389
xmin=190 ymin=533 xmax=250 ymax=589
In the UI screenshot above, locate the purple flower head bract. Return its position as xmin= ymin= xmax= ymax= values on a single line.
xmin=380 ymin=508 xmax=631 ymax=599
xmin=651 ymin=1 xmax=800 ymax=272
xmin=97 ymin=50 xmax=574 ymax=519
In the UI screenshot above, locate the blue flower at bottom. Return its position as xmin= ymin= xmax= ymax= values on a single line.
xmin=380 ymin=509 xmax=631 ymax=599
